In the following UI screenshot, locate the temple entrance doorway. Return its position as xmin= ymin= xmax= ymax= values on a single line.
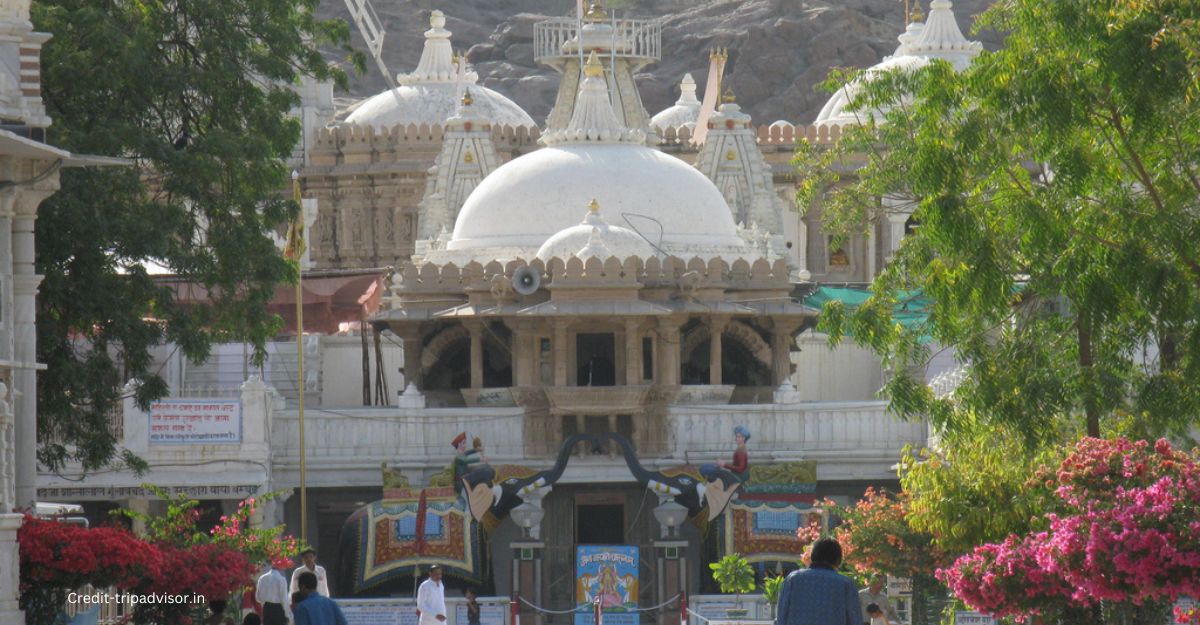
xmin=576 ymin=493 xmax=624 ymax=544
xmin=576 ymin=333 xmax=616 ymax=386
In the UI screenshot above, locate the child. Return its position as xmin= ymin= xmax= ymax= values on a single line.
xmin=465 ymin=587 xmax=482 ymax=625
xmin=865 ymin=603 xmax=890 ymax=625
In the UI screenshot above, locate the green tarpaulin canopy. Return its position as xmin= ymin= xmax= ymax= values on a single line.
xmin=802 ymin=286 xmax=934 ymax=342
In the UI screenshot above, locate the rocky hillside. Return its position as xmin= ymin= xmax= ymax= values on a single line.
xmin=318 ymin=0 xmax=1000 ymax=125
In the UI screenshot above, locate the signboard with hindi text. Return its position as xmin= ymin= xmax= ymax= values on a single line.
xmin=575 ymin=546 xmax=639 ymax=625
xmin=955 ymin=611 xmax=997 ymax=625
xmin=149 ymin=399 xmax=241 ymax=444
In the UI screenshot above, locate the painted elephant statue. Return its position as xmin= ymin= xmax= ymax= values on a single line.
xmin=459 ymin=433 xmax=602 ymax=522
xmin=603 ymin=432 xmax=743 ymax=521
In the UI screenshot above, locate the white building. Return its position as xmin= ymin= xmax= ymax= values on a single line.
xmin=33 ymin=0 xmax=980 ymax=614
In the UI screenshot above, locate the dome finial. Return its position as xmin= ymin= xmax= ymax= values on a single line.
xmin=584 ymin=50 xmax=604 ymax=78
xmin=430 ymin=9 xmax=445 ymax=29
xmin=588 ymin=198 xmax=600 ymax=213
xmin=722 ymin=86 xmax=737 ymax=104
xmin=461 ymin=88 xmax=474 ymax=106
xmin=585 ymin=0 xmax=607 ymax=23
xmin=909 ymin=1 xmax=924 ymax=23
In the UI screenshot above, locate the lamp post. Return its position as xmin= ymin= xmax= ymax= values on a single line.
xmin=510 ymin=501 xmax=546 ymax=625
xmin=653 ymin=499 xmax=687 ymax=538
xmin=653 ymin=498 xmax=690 ymax=625
xmin=511 ymin=502 xmax=545 ymax=539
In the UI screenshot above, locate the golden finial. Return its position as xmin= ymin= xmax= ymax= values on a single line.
xmin=584 ymin=50 xmax=604 ymax=78
xmin=709 ymin=47 xmax=728 ymax=61
xmin=585 ymin=0 xmax=607 ymax=22
xmin=725 ymin=149 xmax=737 ymax=161
xmin=722 ymin=87 xmax=736 ymax=103
xmin=463 ymin=150 xmax=474 ymax=163
xmin=461 ymin=88 xmax=474 ymax=106
xmin=909 ymin=1 xmax=924 ymax=23
xmin=588 ymin=198 xmax=600 ymax=213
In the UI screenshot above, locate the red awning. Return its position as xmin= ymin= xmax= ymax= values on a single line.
xmin=160 ymin=268 xmax=388 ymax=336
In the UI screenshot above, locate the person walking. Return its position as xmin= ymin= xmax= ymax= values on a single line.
xmin=255 ymin=562 xmax=292 ymax=625
xmin=858 ymin=574 xmax=900 ymax=625
xmin=417 ymin=565 xmax=448 ymax=625
xmin=293 ymin=571 xmax=348 ymax=625
xmin=465 ymin=587 xmax=482 ymax=625
xmin=290 ymin=549 xmax=331 ymax=597
xmin=775 ymin=538 xmax=862 ymax=625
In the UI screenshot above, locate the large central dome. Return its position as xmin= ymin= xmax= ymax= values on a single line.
xmin=424 ymin=51 xmax=753 ymax=264
xmin=448 ymin=144 xmax=746 ymax=257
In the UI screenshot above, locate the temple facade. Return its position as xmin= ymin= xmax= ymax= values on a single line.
xmin=32 ymin=1 xmax=982 ymax=620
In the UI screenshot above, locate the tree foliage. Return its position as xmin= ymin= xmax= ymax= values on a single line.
xmin=796 ymin=0 xmax=1200 ymax=442
xmin=32 ymin=0 xmax=362 ymax=472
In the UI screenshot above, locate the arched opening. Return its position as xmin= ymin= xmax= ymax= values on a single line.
xmin=681 ymin=338 xmax=772 ymax=386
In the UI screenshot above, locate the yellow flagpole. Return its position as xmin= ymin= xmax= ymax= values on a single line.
xmin=291 ymin=170 xmax=307 ymax=544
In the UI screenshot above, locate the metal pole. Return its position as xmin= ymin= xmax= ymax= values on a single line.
xmin=292 ymin=170 xmax=308 ymax=543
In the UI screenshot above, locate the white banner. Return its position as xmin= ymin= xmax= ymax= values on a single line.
xmin=149 ymin=399 xmax=242 ymax=444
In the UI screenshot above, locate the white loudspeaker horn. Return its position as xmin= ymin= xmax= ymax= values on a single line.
xmin=512 ymin=266 xmax=541 ymax=295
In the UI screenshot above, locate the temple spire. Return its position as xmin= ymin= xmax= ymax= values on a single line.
xmin=542 ymin=51 xmax=645 ymax=145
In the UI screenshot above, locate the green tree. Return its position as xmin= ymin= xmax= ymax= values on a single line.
xmin=33 ymin=0 xmax=362 ymax=472
xmin=797 ymin=0 xmax=1200 ymax=442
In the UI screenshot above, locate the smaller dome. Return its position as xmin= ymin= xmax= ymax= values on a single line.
xmin=342 ymin=11 xmax=535 ymax=129
xmin=814 ymin=0 xmax=981 ymax=128
xmin=651 ymin=73 xmax=702 ymax=130
xmin=536 ymin=200 xmax=656 ymax=261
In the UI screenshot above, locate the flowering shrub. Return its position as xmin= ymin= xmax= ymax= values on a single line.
xmin=824 ymin=488 xmax=946 ymax=579
xmin=19 ymin=487 xmax=304 ymax=625
xmin=938 ymin=438 xmax=1200 ymax=623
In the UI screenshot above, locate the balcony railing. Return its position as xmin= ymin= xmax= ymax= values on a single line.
xmin=534 ymin=17 xmax=661 ymax=62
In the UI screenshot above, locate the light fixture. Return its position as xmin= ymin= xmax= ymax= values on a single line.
xmin=653 ymin=499 xmax=688 ymax=537
xmin=510 ymin=502 xmax=544 ymax=538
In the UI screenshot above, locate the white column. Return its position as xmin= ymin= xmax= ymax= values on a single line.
xmin=12 ymin=188 xmax=47 ymax=509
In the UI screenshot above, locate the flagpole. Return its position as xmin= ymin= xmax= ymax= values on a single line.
xmin=292 ymin=169 xmax=308 ymax=544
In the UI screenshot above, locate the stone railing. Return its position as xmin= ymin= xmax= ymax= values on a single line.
xmin=657 ymin=122 xmax=846 ymax=146
xmin=269 ymin=399 xmax=924 ymax=486
xmin=393 ymin=255 xmax=792 ymax=294
xmin=272 ymin=405 xmax=525 ymax=467
xmin=310 ymin=122 xmax=542 ymax=155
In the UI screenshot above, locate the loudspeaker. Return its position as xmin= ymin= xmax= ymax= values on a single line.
xmin=512 ymin=266 xmax=541 ymax=295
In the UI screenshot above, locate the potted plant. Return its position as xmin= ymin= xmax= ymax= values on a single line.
xmin=762 ymin=574 xmax=784 ymax=620
xmin=709 ymin=554 xmax=756 ymax=618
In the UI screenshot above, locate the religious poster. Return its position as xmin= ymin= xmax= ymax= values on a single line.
xmin=575 ymin=545 xmax=639 ymax=625
xmin=148 ymin=399 xmax=241 ymax=444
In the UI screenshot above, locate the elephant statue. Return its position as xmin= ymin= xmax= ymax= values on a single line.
xmin=459 ymin=433 xmax=601 ymax=522
xmin=602 ymin=432 xmax=743 ymax=521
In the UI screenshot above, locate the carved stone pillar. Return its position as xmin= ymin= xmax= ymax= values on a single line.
xmin=553 ymin=320 xmax=569 ymax=387
xmin=13 ymin=186 xmax=52 ymax=510
xmin=510 ymin=321 xmax=533 ymax=387
xmin=657 ymin=320 xmax=681 ymax=386
xmin=624 ymin=319 xmax=641 ymax=386
xmin=397 ymin=327 xmax=424 ymax=390
xmin=708 ymin=317 xmax=729 ymax=386
xmin=466 ymin=321 xmax=484 ymax=389
xmin=770 ymin=322 xmax=796 ymax=386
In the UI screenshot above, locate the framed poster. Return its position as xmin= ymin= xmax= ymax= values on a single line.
xmin=575 ymin=546 xmax=639 ymax=625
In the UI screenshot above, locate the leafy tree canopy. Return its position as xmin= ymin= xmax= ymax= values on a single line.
xmin=33 ymin=0 xmax=363 ymax=473
xmin=797 ymin=0 xmax=1200 ymax=442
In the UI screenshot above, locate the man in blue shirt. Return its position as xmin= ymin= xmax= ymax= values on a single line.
xmin=293 ymin=571 xmax=348 ymax=625
xmin=775 ymin=538 xmax=862 ymax=625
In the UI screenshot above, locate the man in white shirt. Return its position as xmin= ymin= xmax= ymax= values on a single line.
xmin=256 ymin=562 xmax=292 ymax=625
xmin=290 ymin=549 xmax=331 ymax=597
xmin=416 ymin=565 xmax=447 ymax=625
xmin=858 ymin=574 xmax=901 ymax=625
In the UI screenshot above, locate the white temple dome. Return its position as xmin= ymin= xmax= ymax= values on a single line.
xmin=448 ymin=143 xmax=748 ymax=258
xmin=343 ymin=11 xmax=535 ymax=128
xmin=426 ymin=51 xmax=754 ymax=264
xmin=536 ymin=200 xmax=657 ymax=261
xmin=815 ymin=0 xmax=981 ymax=127
xmin=651 ymin=73 xmax=701 ymax=130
